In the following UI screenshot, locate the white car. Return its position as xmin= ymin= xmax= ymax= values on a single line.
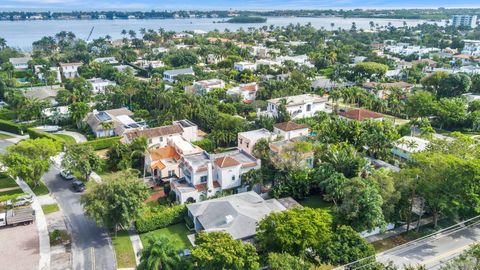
xmin=13 ymin=194 xmax=33 ymax=207
xmin=60 ymin=170 xmax=74 ymax=180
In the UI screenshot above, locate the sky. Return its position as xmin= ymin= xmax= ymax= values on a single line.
xmin=1 ymin=0 xmax=480 ymax=10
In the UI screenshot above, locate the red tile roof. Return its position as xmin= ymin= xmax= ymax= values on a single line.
xmin=195 ymin=181 xmax=221 ymax=191
xmin=214 ymin=156 xmax=241 ymax=168
xmin=338 ymin=109 xmax=384 ymax=121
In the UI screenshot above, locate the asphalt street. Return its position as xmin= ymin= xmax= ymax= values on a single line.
xmin=377 ymin=223 xmax=480 ymax=269
xmin=43 ymin=167 xmax=116 ymax=270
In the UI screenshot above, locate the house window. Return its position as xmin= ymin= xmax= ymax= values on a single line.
xmin=239 ymin=138 xmax=243 ymax=145
xmin=232 ymin=175 xmax=236 ymax=181
xmin=200 ymin=175 xmax=208 ymax=183
xmin=168 ymin=170 xmax=175 ymax=177
xmin=148 ymin=138 xmax=152 ymax=144
xmin=306 ymin=104 xmax=312 ymax=112
xmin=246 ymin=142 xmax=249 ymax=148
xmin=159 ymin=137 xmax=163 ymax=142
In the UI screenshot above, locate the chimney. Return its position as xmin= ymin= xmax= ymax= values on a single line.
xmin=207 ymin=162 xmax=214 ymax=198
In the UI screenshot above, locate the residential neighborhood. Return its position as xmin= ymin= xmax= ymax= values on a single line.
xmin=0 ymin=5 xmax=480 ymax=270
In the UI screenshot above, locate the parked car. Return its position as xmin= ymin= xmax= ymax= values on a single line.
xmin=14 ymin=194 xmax=33 ymax=207
xmin=60 ymin=170 xmax=75 ymax=180
xmin=72 ymin=180 xmax=86 ymax=192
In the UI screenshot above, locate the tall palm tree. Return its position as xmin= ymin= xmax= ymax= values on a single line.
xmin=138 ymin=236 xmax=179 ymax=270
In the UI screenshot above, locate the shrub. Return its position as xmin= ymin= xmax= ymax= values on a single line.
xmin=81 ymin=136 xmax=121 ymax=150
xmin=0 ymin=109 xmax=16 ymax=120
xmin=135 ymin=204 xmax=187 ymax=233
xmin=27 ymin=128 xmax=61 ymax=142
xmin=0 ymin=192 xmax=26 ymax=202
xmin=0 ymin=119 xmax=24 ymax=134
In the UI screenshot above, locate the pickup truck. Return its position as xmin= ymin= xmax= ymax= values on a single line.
xmin=0 ymin=207 xmax=35 ymax=227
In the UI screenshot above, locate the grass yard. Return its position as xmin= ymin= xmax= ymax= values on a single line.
xmin=0 ymin=188 xmax=23 ymax=196
xmin=0 ymin=174 xmax=18 ymax=189
xmin=0 ymin=133 xmax=14 ymax=140
xmin=299 ymin=194 xmax=332 ymax=211
xmin=140 ymin=223 xmax=191 ymax=251
xmin=28 ymin=180 xmax=50 ymax=196
xmin=42 ymin=203 xmax=60 ymax=214
xmin=52 ymin=134 xmax=77 ymax=144
xmin=112 ymin=230 xmax=136 ymax=268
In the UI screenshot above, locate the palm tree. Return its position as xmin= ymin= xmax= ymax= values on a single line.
xmin=0 ymin=37 xmax=6 ymax=49
xmin=130 ymin=136 xmax=148 ymax=179
xmin=100 ymin=121 xmax=114 ymax=137
xmin=138 ymin=236 xmax=179 ymax=270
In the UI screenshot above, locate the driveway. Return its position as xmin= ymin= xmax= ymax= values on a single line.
xmin=54 ymin=131 xmax=87 ymax=143
xmin=0 ymin=220 xmax=39 ymax=270
xmin=43 ymin=167 xmax=116 ymax=270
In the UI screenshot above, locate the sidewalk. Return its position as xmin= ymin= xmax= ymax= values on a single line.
xmin=0 ymin=130 xmax=29 ymax=143
xmin=128 ymin=226 xmax=143 ymax=266
xmin=15 ymin=178 xmax=51 ymax=270
xmin=366 ymin=217 xmax=433 ymax=243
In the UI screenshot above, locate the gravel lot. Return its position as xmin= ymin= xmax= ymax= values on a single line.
xmin=0 ymin=223 xmax=39 ymax=270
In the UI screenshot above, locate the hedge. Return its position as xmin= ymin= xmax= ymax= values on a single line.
xmin=0 ymin=109 xmax=16 ymax=120
xmin=27 ymin=128 xmax=62 ymax=142
xmin=81 ymin=136 xmax=121 ymax=151
xmin=136 ymin=204 xmax=187 ymax=233
xmin=0 ymin=119 xmax=24 ymax=134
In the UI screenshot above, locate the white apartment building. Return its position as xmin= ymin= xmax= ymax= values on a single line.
xmin=451 ymin=15 xmax=477 ymax=28
xmin=265 ymin=94 xmax=328 ymax=119
xmin=462 ymin=40 xmax=480 ymax=57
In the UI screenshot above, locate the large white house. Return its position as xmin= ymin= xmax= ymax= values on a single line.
xmin=163 ymin=67 xmax=195 ymax=82
xmin=171 ymin=149 xmax=260 ymax=204
xmin=273 ymin=121 xmax=309 ymax=140
xmin=59 ymin=62 xmax=82 ymax=79
xmin=234 ymin=61 xmax=256 ymax=72
xmin=184 ymin=79 xmax=225 ymax=95
xmin=462 ymin=40 xmax=480 ymax=57
xmin=392 ymin=136 xmax=430 ymax=161
xmin=265 ymin=94 xmax=328 ymax=119
xmin=186 ymin=192 xmax=287 ymax=240
xmin=226 ymin=83 xmax=259 ymax=103
xmin=85 ymin=108 xmax=146 ymax=137
xmin=88 ymin=78 xmax=117 ymax=94
xmin=9 ymin=57 xmax=32 ymax=70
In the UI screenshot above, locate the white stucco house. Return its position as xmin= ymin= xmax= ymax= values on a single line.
xmin=226 ymin=83 xmax=259 ymax=103
xmin=163 ymin=67 xmax=195 ymax=82
xmin=9 ymin=57 xmax=32 ymax=70
xmin=234 ymin=61 xmax=256 ymax=72
xmin=265 ymin=94 xmax=328 ymax=119
xmin=59 ymin=62 xmax=82 ymax=79
xmin=88 ymin=78 xmax=117 ymax=94
xmin=273 ymin=121 xmax=310 ymax=140
xmin=392 ymin=136 xmax=430 ymax=161
xmin=237 ymin=128 xmax=276 ymax=155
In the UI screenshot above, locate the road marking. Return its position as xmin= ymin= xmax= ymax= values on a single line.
xmin=91 ymin=247 xmax=95 ymax=270
xmin=422 ymin=243 xmax=472 ymax=266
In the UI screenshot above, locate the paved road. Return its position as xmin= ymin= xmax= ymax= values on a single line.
xmin=377 ymin=223 xmax=480 ymax=269
xmin=43 ymin=167 xmax=116 ymax=270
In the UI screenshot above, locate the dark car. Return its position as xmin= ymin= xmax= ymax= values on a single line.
xmin=72 ymin=180 xmax=86 ymax=192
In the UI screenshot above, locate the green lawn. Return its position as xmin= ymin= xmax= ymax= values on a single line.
xmin=299 ymin=194 xmax=332 ymax=211
xmin=42 ymin=203 xmax=60 ymax=214
xmin=28 ymin=180 xmax=50 ymax=196
xmin=140 ymin=223 xmax=192 ymax=251
xmin=112 ymin=230 xmax=136 ymax=268
xmin=52 ymin=134 xmax=77 ymax=144
xmin=0 ymin=188 xmax=23 ymax=196
xmin=0 ymin=174 xmax=18 ymax=189
xmin=0 ymin=133 xmax=14 ymax=140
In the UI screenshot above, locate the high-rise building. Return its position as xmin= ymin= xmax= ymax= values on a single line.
xmin=451 ymin=15 xmax=478 ymax=28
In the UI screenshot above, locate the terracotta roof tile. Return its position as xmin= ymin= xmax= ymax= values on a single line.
xmin=195 ymin=181 xmax=220 ymax=191
xmin=273 ymin=121 xmax=309 ymax=132
xmin=214 ymin=156 xmax=240 ymax=168
xmin=338 ymin=109 xmax=384 ymax=121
